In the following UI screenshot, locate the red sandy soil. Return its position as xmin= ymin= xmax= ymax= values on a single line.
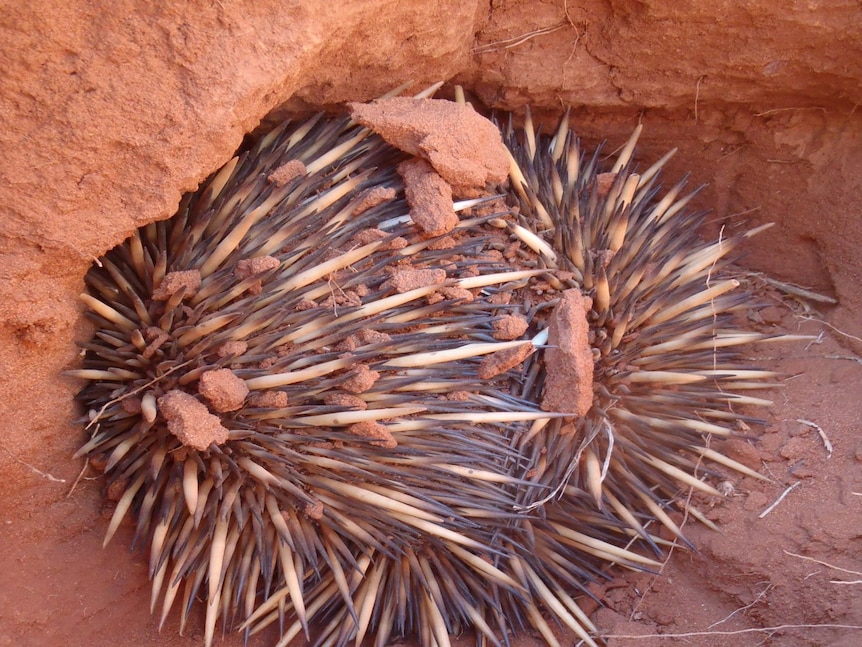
xmin=1 ymin=2 xmax=861 ymax=647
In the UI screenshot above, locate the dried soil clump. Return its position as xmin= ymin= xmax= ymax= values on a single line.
xmin=541 ymin=290 xmax=594 ymax=417
xmin=350 ymin=96 xmax=509 ymax=189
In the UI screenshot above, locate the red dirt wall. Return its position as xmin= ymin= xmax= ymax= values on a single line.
xmin=1 ymin=2 xmax=860 ymax=646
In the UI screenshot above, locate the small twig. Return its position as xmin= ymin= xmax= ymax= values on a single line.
xmin=799 ymin=316 xmax=862 ymax=344
xmin=66 ymin=460 xmax=91 ymax=498
xmin=562 ymin=0 xmax=576 ymax=27
xmin=717 ymin=143 xmax=749 ymax=161
xmin=473 ymin=22 xmax=567 ymax=54
xmin=725 ymin=205 xmax=762 ymax=219
xmin=758 ymin=482 xmax=800 ymax=518
xmin=783 ymin=550 xmax=862 ymax=579
xmin=796 ymin=419 xmax=833 ymax=458
xmin=753 ymin=107 xmax=827 ymax=117
xmin=707 ymin=584 xmax=772 ymax=629
xmin=604 ymin=623 xmax=862 ymax=639
xmin=0 ymin=444 xmax=66 ymax=483
xmin=327 ymin=273 xmax=348 ymax=318
xmin=694 ymin=75 xmax=705 ymax=124
xmin=707 ymin=225 xmax=725 ymax=372
xmin=84 ymin=358 xmax=194 ymax=430
xmin=563 ymin=0 xmax=586 ymax=67
xmin=805 ymin=331 xmax=825 ymax=350
xmin=826 ymin=354 xmax=862 ymax=366
xmin=746 ymin=273 xmax=837 ymax=304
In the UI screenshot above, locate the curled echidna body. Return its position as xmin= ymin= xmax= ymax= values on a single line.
xmin=70 ymin=101 xmax=557 ymax=646
xmin=70 ymin=94 xmax=790 ymax=647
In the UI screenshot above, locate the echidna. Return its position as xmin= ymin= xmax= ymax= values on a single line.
xmin=69 ymin=92 xmax=789 ymax=647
